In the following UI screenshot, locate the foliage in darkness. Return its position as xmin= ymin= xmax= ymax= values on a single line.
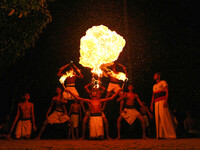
xmin=0 ymin=0 xmax=53 ymax=71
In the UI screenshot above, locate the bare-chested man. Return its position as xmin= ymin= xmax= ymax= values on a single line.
xmin=69 ymin=99 xmax=82 ymax=139
xmin=36 ymin=87 xmax=74 ymax=139
xmin=116 ymin=85 xmax=153 ymax=139
xmin=66 ymin=88 xmax=122 ymax=139
xmin=57 ymin=62 xmax=84 ymax=101
xmin=82 ymin=82 xmax=111 ymax=139
xmin=10 ymin=93 xmax=37 ymax=139
xmin=102 ymin=63 xmax=127 ymax=110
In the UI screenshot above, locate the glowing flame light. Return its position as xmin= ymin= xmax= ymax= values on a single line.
xmin=109 ymin=70 xmax=128 ymax=81
xmin=59 ymin=70 xmax=75 ymax=84
xmin=79 ymin=25 xmax=126 ymax=75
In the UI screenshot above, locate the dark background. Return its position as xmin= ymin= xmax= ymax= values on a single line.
xmin=0 ymin=0 xmax=199 ymax=138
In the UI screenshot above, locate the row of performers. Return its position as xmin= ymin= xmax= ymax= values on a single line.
xmin=8 ymin=63 xmax=177 ymax=140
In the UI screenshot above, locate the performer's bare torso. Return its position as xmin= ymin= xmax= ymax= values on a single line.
xmin=53 ymin=94 xmax=67 ymax=113
xmin=65 ymin=76 xmax=76 ymax=85
xmin=124 ymin=92 xmax=137 ymax=106
xmin=19 ymin=102 xmax=33 ymax=119
xmin=71 ymin=103 xmax=80 ymax=113
xmin=90 ymin=99 xmax=102 ymax=114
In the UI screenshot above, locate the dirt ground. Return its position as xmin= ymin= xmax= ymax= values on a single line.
xmin=0 ymin=139 xmax=200 ymax=150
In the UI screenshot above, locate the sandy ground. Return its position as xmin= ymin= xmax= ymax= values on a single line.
xmin=0 ymin=139 xmax=200 ymax=150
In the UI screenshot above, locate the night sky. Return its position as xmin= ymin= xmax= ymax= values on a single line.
xmin=0 ymin=0 xmax=199 ymax=138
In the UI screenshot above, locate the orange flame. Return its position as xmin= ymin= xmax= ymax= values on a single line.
xmin=79 ymin=25 xmax=126 ymax=75
xmin=59 ymin=70 xmax=75 ymax=84
xmin=108 ymin=70 xmax=128 ymax=81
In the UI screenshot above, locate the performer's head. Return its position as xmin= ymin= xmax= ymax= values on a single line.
xmin=153 ymin=72 xmax=161 ymax=81
xmin=128 ymin=84 xmax=134 ymax=91
xmin=56 ymin=87 xmax=62 ymax=94
xmin=91 ymin=88 xmax=101 ymax=99
xmin=70 ymin=67 xmax=74 ymax=71
xmin=110 ymin=63 xmax=117 ymax=72
xmin=24 ymin=93 xmax=30 ymax=101
xmin=74 ymin=99 xmax=78 ymax=103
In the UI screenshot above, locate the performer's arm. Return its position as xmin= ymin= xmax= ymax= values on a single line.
xmin=136 ymin=95 xmax=153 ymax=119
xmin=57 ymin=63 xmax=71 ymax=76
xmin=73 ymin=64 xmax=84 ymax=78
xmin=164 ymin=86 xmax=169 ymax=108
xmin=10 ymin=104 xmax=20 ymax=134
xmin=99 ymin=84 xmax=106 ymax=94
xmin=118 ymin=63 xmax=128 ymax=77
xmin=46 ymin=100 xmax=54 ymax=119
xmin=79 ymin=105 xmax=82 ymax=121
xmin=150 ymin=93 xmax=154 ymax=112
xmin=119 ymin=100 xmax=124 ymax=114
xmin=84 ymin=83 xmax=92 ymax=94
xmin=117 ymin=92 xmax=126 ymax=102
xmin=100 ymin=89 xmax=122 ymax=102
xmin=69 ymin=104 xmax=73 ymax=116
xmin=80 ymin=101 xmax=86 ymax=113
xmin=31 ymin=103 xmax=37 ymax=131
xmin=65 ymin=90 xmax=91 ymax=103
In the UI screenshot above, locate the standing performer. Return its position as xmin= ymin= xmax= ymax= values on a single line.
xmin=150 ymin=72 xmax=176 ymax=139
xmin=83 ymin=82 xmax=111 ymax=139
xmin=116 ymin=85 xmax=153 ymax=139
xmin=65 ymin=88 xmax=122 ymax=139
xmin=9 ymin=93 xmax=37 ymax=139
xmin=69 ymin=99 xmax=82 ymax=139
xmin=36 ymin=87 xmax=74 ymax=139
xmin=140 ymin=101 xmax=151 ymax=137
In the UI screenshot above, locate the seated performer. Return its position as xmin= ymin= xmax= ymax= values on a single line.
xmin=82 ymin=82 xmax=111 ymax=139
xmin=69 ymin=99 xmax=82 ymax=139
xmin=65 ymin=88 xmax=122 ymax=139
xmin=9 ymin=93 xmax=37 ymax=139
xmin=117 ymin=85 xmax=153 ymax=139
xmin=36 ymin=87 xmax=74 ymax=139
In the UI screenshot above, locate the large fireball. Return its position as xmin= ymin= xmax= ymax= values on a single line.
xmin=79 ymin=25 xmax=126 ymax=72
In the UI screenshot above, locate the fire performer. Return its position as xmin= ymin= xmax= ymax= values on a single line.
xmin=57 ymin=61 xmax=84 ymax=102
xmin=9 ymin=93 xmax=37 ymax=139
xmin=36 ymin=87 xmax=74 ymax=139
xmin=116 ymin=85 xmax=153 ymax=139
xmin=102 ymin=63 xmax=127 ymax=110
xmin=65 ymin=88 xmax=122 ymax=139
xmin=150 ymin=72 xmax=176 ymax=139
xmin=82 ymin=82 xmax=111 ymax=139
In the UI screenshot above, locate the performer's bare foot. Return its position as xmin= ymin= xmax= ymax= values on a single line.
xmin=79 ymin=136 xmax=85 ymax=140
xmin=34 ymin=136 xmax=41 ymax=140
xmin=142 ymin=136 xmax=149 ymax=139
xmin=105 ymin=136 xmax=112 ymax=140
xmin=116 ymin=136 xmax=121 ymax=139
xmin=6 ymin=135 xmax=12 ymax=140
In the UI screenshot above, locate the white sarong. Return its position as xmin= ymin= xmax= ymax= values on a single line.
xmin=48 ymin=111 xmax=70 ymax=124
xmin=89 ymin=115 xmax=104 ymax=138
xmin=121 ymin=108 xmax=140 ymax=125
xmin=63 ymin=84 xmax=79 ymax=100
xmin=15 ymin=119 xmax=32 ymax=138
xmin=71 ymin=114 xmax=79 ymax=128
xmin=107 ymin=82 xmax=121 ymax=93
xmin=155 ymin=100 xmax=176 ymax=138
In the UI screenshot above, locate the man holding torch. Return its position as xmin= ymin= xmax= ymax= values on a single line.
xmin=57 ymin=61 xmax=84 ymax=101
